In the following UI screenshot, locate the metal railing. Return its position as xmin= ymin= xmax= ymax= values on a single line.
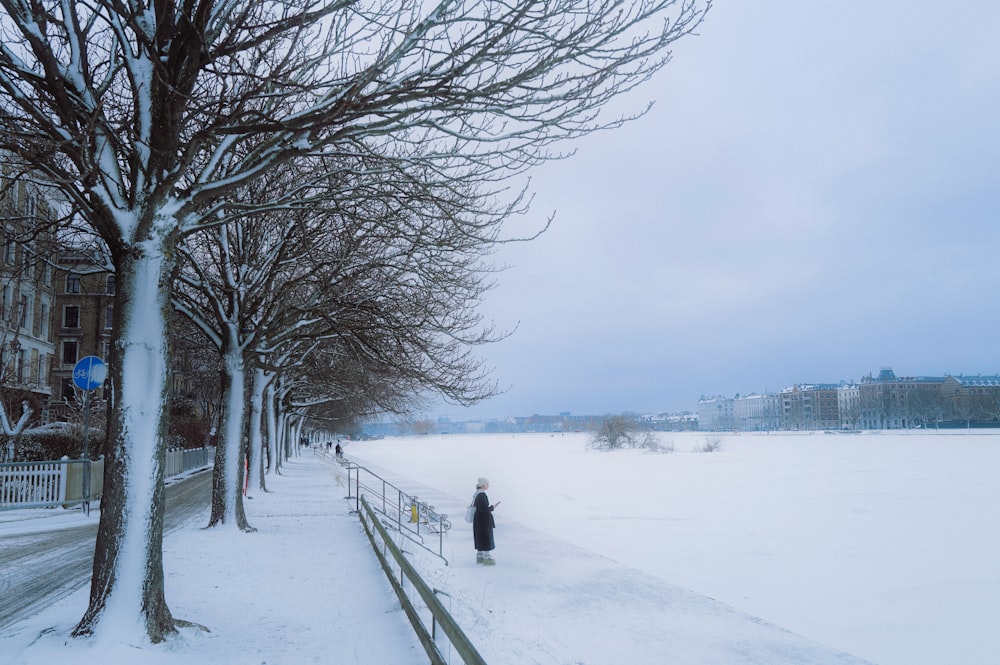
xmin=332 ymin=454 xmax=451 ymax=564
xmin=358 ymin=494 xmax=487 ymax=665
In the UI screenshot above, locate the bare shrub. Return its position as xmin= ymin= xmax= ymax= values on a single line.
xmin=699 ymin=436 xmax=723 ymax=453
xmin=589 ymin=415 xmax=635 ymax=450
xmin=589 ymin=416 xmax=665 ymax=452
xmin=643 ymin=435 xmax=674 ymax=454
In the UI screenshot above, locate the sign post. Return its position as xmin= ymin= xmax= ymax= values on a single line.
xmin=73 ymin=356 xmax=107 ymax=515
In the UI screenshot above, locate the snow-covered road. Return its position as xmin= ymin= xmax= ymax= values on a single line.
xmin=0 ymin=469 xmax=211 ymax=631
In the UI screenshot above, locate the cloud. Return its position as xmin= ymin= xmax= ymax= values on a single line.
xmin=436 ymin=0 xmax=1000 ymax=420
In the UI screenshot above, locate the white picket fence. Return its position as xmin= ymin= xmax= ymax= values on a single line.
xmin=0 ymin=446 xmax=214 ymax=510
xmin=0 ymin=458 xmax=103 ymax=509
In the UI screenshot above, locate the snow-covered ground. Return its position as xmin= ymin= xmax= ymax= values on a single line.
xmin=344 ymin=430 xmax=999 ymax=665
xmin=1 ymin=430 xmax=996 ymax=664
xmin=0 ymin=457 xmax=425 ymax=664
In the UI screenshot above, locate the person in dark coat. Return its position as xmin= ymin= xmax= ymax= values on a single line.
xmin=472 ymin=477 xmax=499 ymax=565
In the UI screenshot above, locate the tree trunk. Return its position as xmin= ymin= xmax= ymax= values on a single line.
xmin=208 ymin=349 xmax=252 ymax=530
xmin=264 ymin=381 xmax=279 ymax=475
xmin=246 ymin=367 xmax=266 ymax=494
xmin=73 ymin=245 xmax=175 ymax=642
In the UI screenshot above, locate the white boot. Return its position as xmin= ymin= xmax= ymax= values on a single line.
xmin=482 ymin=552 xmax=495 ymax=566
xmin=476 ymin=551 xmax=484 ymax=564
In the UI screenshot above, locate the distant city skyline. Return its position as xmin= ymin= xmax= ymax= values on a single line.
xmin=432 ymin=361 xmax=1000 ymax=422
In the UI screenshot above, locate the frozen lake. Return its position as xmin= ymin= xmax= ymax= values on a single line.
xmin=346 ymin=429 xmax=1000 ymax=665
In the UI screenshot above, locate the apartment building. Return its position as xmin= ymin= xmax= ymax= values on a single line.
xmin=0 ymin=170 xmax=59 ymax=423
xmin=780 ymin=383 xmax=841 ymax=430
xmin=938 ymin=375 xmax=1000 ymax=422
xmin=697 ymin=395 xmax=735 ymax=431
xmin=732 ymin=392 xmax=783 ymax=431
xmin=49 ymin=249 xmax=115 ymax=421
xmin=837 ymin=383 xmax=860 ymax=430
xmin=706 ymin=367 xmax=1000 ymax=431
xmin=857 ymin=368 xmax=946 ymax=430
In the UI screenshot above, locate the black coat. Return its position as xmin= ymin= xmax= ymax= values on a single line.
xmin=472 ymin=490 xmax=495 ymax=551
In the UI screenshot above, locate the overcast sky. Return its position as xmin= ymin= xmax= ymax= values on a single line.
xmin=435 ymin=1 xmax=1000 ymax=421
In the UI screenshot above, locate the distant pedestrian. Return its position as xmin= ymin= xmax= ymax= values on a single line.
xmin=472 ymin=477 xmax=499 ymax=565
xmin=335 ymin=443 xmax=343 ymax=458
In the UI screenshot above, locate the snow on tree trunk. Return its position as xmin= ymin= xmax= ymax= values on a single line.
xmin=246 ymin=367 xmax=266 ymax=495
xmin=264 ymin=381 xmax=279 ymax=475
xmin=275 ymin=401 xmax=290 ymax=471
xmin=74 ymin=246 xmax=174 ymax=642
xmin=209 ymin=347 xmax=252 ymax=530
xmin=289 ymin=418 xmax=303 ymax=458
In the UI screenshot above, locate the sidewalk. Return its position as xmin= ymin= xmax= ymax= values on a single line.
xmin=2 ymin=455 xmax=424 ymax=665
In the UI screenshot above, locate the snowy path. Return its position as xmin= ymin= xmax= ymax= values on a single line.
xmin=1 ymin=456 xmax=425 ymax=664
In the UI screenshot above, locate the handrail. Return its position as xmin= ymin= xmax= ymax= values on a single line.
xmin=358 ymin=494 xmax=488 ymax=665
xmin=334 ymin=455 xmax=450 ymax=564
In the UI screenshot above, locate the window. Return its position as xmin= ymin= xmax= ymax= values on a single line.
xmin=18 ymin=293 xmax=28 ymax=328
xmin=64 ymin=305 xmax=80 ymax=328
xmin=104 ymin=304 xmax=114 ymax=329
xmin=30 ymin=348 xmax=39 ymax=383
xmin=66 ymin=273 xmax=81 ymax=293
xmin=106 ymin=275 xmax=116 ymax=295
xmin=40 ymin=302 xmax=48 ymax=339
xmin=2 ymin=235 xmax=13 ymax=264
xmin=62 ymin=340 xmax=78 ymax=365
xmin=1 ymin=283 xmax=10 ymax=319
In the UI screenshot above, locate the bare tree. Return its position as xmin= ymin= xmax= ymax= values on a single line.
xmin=174 ymin=156 xmax=508 ymax=527
xmin=950 ymin=393 xmax=994 ymax=431
xmin=0 ymin=0 xmax=709 ymax=642
xmin=906 ymin=388 xmax=946 ymax=430
xmin=589 ymin=414 xmax=660 ymax=450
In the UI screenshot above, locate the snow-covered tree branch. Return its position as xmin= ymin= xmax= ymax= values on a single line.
xmin=0 ymin=0 xmax=709 ymax=644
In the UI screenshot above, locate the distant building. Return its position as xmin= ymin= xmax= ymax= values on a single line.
xmin=938 ymin=375 xmax=1000 ymax=425
xmin=857 ymin=368 xmax=946 ymax=430
xmin=698 ymin=395 xmax=735 ymax=431
xmin=50 ymin=248 xmax=115 ymax=420
xmin=781 ymin=383 xmax=840 ymax=430
xmin=0 ymin=163 xmax=60 ymax=423
xmin=733 ymin=392 xmax=783 ymax=431
xmin=837 ymin=383 xmax=860 ymax=430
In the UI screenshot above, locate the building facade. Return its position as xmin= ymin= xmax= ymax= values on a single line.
xmin=732 ymin=392 xmax=783 ymax=431
xmin=697 ymin=395 xmax=735 ymax=431
xmin=0 ymin=168 xmax=59 ymax=423
xmin=49 ymin=249 xmax=115 ymax=421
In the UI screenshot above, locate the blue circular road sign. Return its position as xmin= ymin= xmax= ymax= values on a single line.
xmin=73 ymin=356 xmax=108 ymax=391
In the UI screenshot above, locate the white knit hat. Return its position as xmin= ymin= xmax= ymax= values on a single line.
xmin=477 ymin=477 xmax=489 ymax=488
